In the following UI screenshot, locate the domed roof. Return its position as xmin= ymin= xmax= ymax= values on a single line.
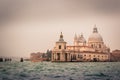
xmin=57 ymin=32 xmax=66 ymax=43
xmin=59 ymin=32 xmax=64 ymax=42
xmin=88 ymin=25 xmax=103 ymax=43
xmin=78 ymin=34 xmax=86 ymax=43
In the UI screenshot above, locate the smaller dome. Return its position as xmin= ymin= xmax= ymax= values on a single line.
xmin=58 ymin=32 xmax=65 ymax=42
xmin=60 ymin=32 xmax=63 ymax=38
xmin=78 ymin=34 xmax=86 ymax=43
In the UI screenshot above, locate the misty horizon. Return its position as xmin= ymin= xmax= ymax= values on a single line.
xmin=0 ymin=0 xmax=120 ymax=57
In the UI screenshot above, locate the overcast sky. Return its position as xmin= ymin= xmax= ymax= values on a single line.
xmin=0 ymin=0 xmax=120 ymax=57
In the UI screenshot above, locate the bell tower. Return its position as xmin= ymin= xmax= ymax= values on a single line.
xmin=55 ymin=32 xmax=67 ymax=50
xmin=52 ymin=32 xmax=68 ymax=62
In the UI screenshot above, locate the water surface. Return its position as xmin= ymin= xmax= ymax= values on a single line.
xmin=0 ymin=62 xmax=120 ymax=80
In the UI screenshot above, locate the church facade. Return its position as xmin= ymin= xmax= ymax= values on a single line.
xmin=51 ymin=25 xmax=110 ymax=62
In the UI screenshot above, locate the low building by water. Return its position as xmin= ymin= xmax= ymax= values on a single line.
xmin=30 ymin=52 xmax=47 ymax=62
xmin=52 ymin=25 xmax=110 ymax=62
xmin=0 ymin=58 xmax=3 ymax=62
xmin=20 ymin=58 xmax=24 ymax=62
xmin=110 ymin=50 xmax=120 ymax=62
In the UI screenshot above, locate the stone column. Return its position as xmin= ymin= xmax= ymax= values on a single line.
xmin=52 ymin=53 xmax=54 ymax=61
xmin=68 ymin=53 xmax=69 ymax=61
xmin=56 ymin=53 xmax=58 ymax=61
xmin=60 ymin=53 xmax=63 ymax=61
xmin=54 ymin=53 xmax=56 ymax=61
xmin=69 ymin=53 xmax=70 ymax=61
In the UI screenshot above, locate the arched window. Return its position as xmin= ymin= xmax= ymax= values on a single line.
xmin=72 ymin=54 xmax=76 ymax=60
xmin=65 ymin=53 xmax=67 ymax=61
xmin=78 ymin=54 xmax=80 ymax=58
xmin=78 ymin=54 xmax=81 ymax=58
xmin=91 ymin=44 xmax=93 ymax=48
xmin=64 ymin=46 xmax=66 ymax=49
xmin=57 ymin=53 xmax=60 ymax=60
xmin=99 ymin=44 xmax=101 ymax=48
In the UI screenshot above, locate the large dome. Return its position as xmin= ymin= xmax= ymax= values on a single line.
xmin=88 ymin=26 xmax=103 ymax=43
xmin=88 ymin=33 xmax=103 ymax=42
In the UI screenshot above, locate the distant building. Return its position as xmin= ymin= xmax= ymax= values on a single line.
xmin=30 ymin=52 xmax=47 ymax=62
xmin=52 ymin=25 xmax=110 ymax=62
xmin=110 ymin=50 xmax=120 ymax=62
xmin=0 ymin=58 xmax=3 ymax=62
xmin=46 ymin=49 xmax=52 ymax=61
xmin=20 ymin=58 xmax=24 ymax=62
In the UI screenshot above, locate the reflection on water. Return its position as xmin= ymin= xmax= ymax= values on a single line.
xmin=0 ymin=62 xmax=120 ymax=80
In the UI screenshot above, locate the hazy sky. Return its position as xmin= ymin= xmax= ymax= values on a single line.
xmin=0 ymin=0 xmax=120 ymax=57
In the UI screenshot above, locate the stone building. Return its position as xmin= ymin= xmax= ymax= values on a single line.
xmin=52 ymin=25 xmax=110 ymax=62
xmin=30 ymin=52 xmax=47 ymax=62
xmin=110 ymin=50 xmax=120 ymax=62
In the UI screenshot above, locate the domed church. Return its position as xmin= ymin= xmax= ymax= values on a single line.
xmin=52 ymin=25 xmax=110 ymax=62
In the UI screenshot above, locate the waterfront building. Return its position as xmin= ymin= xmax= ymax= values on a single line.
xmin=110 ymin=49 xmax=120 ymax=62
xmin=52 ymin=25 xmax=110 ymax=62
xmin=30 ymin=52 xmax=48 ymax=62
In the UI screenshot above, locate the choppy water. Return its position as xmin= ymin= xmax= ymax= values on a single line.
xmin=0 ymin=61 xmax=120 ymax=80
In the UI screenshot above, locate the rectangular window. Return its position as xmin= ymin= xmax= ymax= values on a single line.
xmin=59 ymin=45 xmax=61 ymax=49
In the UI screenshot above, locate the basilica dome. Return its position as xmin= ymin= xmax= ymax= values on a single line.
xmin=78 ymin=34 xmax=86 ymax=43
xmin=88 ymin=26 xmax=103 ymax=43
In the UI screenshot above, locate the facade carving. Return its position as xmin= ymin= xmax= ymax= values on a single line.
xmin=52 ymin=25 xmax=110 ymax=62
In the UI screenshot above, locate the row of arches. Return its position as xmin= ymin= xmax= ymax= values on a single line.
xmin=52 ymin=53 xmax=108 ymax=62
xmin=52 ymin=53 xmax=79 ymax=61
xmin=91 ymin=44 xmax=102 ymax=48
